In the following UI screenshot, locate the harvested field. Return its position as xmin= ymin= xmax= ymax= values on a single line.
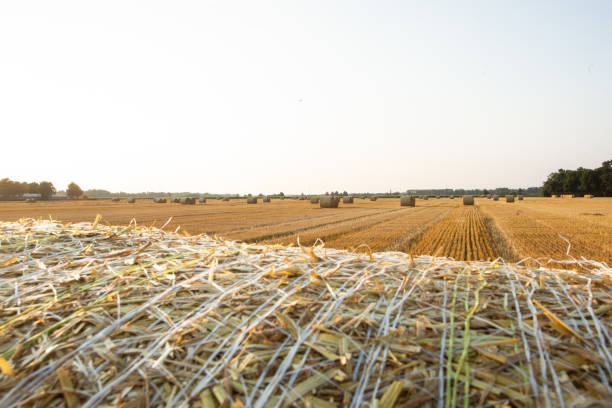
xmin=479 ymin=198 xmax=612 ymax=266
xmin=0 ymin=219 xmax=610 ymax=407
xmin=406 ymin=206 xmax=503 ymax=261
xmin=1 ymin=198 xmax=612 ymax=263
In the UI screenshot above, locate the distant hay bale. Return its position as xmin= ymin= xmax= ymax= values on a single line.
xmin=449 ymin=195 xmax=454 ymax=199
xmin=199 ymin=198 xmax=207 ymax=203
xmin=506 ymin=195 xmax=515 ymax=203
xmin=247 ymin=197 xmax=258 ymax=204
xmin=310 ymin=197 xmax=320 ymax=204
xmin=561 ymin=194 xmax=575 ymax=199
xmin=25 ymin=198 xmax=37 ymax=203
xmin=370 ymin=197 xmax=377 ymax=201
xmin=400 ymin=195 xmax=415 ymax=207
xmin=222 ymin=197 xmax=230 ymax=202
xmin=180 ymin=197 xmax=196 ymax=205
xmin=320 ymin=196 xmax=339 ymax=208
xmin=493 ymin=195 xmax=499 ymax=201
xmin=172 ymin=198 xmax=181 ymax=203
xmin=584 ymin=194 xmax=593 ymax=198
xmin=154 ymin=198 xmax=167 ymax=203
xmin=128 ymin=198 xmax=136 ymax=204
xmin=463 ymin=195 xmax=474 ymax=205
xmin=361 ymin=196 xmax=367 ymax=199
xmin=342 ymin=196 xmax=354 ymax=204
xmin=111 ymin=198 xmax=120 ymax=202
xmin=553 ymin=194 xmax=560 ymax=198
xmin=518 ymin=195 xmax=524 ymax=200
xmin=263 ymin=196 xmax=271 ymax=203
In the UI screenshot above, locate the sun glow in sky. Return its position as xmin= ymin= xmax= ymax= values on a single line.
xmin=1 ymin=1 xmax=611 ymax=194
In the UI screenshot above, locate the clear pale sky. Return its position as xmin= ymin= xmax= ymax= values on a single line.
xmin=1 ymin=1 xmax=610 ymax=194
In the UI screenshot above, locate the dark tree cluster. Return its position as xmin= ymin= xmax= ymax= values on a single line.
xmin=0 ymin=178 xmax=56 ymax=200
xmin=542 ymin=160 xmax=612 ymax=197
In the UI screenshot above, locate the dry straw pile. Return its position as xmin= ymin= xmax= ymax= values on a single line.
xmin=462 ymin=195 xmax=474 ymax=205
xmin=370 ymin=197 xmax=378 ymax=201
xmin=247 ymin=197 xmax=258 ymax=204
xmin=0 ymin=219 xmax=610 ymax=407
xmin=400 ymin=196 xmax=415 ymax=207
xmin=320 ymin=196 xmax=340 ymax=208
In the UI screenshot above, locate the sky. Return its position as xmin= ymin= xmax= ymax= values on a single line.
xmin=1 ymin=1 xmax=611 ymax=194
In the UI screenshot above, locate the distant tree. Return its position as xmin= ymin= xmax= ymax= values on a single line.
xmin=67 ymin=182 xmax=83 ymax=199
xmin=342 ymin=191 xmax=348 ymax=196
xmin=28 ymin=182 xmax=40 ymax=194
xmin=39 ymin=181 xmax=56 ymax=200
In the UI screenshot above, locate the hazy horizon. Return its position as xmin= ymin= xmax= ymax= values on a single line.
xmin=2 ymin=1 xmax=611 ymax=194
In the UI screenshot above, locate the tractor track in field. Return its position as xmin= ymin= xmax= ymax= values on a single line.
xmin=244 ymin=209 xmax=406 ymax=244
xmin=406 ymin=204 xmax=516 ymax=261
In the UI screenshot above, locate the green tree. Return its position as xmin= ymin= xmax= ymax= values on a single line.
xmin=39 ymin=181 xmax=56 ymax=200
xmin=67 ymin=182 xmax=83 ymax=199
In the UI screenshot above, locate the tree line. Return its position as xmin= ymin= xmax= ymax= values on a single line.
xmin=542 ymin=160 xmax=612 ymax=197
xmin=0 ymin=179 xmax=84 ymax=200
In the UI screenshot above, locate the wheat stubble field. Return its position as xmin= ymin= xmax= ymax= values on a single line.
xmin=1 ymin=197 xmax=610 ymax=265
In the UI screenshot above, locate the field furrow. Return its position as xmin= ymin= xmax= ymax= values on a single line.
xmin=321 ymin=203 xmax=456 ymax=251
xmin=407 ymin=205 xmax=500 ymax=261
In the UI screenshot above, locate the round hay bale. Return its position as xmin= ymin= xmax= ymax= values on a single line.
xmin=506 ymin=195 xmax=515 ymax=203
xmin=449 ymin=195 xmax=454 ymax=199
xmin=199 ymin=198 xmax=207 ymax=203
xmin=517 ymin=195 xmax=524 ymax=201
xmin=361 ymin=196 xmax=367 ymax=199
xmin=180 ymin=197 xmax=195 ymax=205
xmin=370 ymin=197 xmax=377 ymax=201
xmin=320 ymin=196 xmax=339 ymax=208
xmin=263 ymin=196 xmax=271 ymax=203
xmin=127 ymin=198 xmax=136 ymax=203
xmin=463 ymin=195 xmax=474 ymax=205
xmin=155 ymin=198 xmax=167 ymax=203
xmin=112 ymin=198 xmax=120 ymax=202
xmin=400 ymin=195 xmax=415 ymax=207
xmin=493 ymin=195 xmax=499 ymax=201
xmin=584 ymin=194 xmax=593 ymax=198
xmin=222 ymin=197 xmax=230 ymax=202
xmin=310 ymin=197 xmax=320 ymax=204
xmin=247 ymin=197 xmax=258 ymax=204
xmin=342 ymin=196 xmax=354 ymax=204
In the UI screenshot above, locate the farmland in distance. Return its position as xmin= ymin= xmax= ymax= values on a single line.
xmin=1 ymin=197 xmax=611 ymax=264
